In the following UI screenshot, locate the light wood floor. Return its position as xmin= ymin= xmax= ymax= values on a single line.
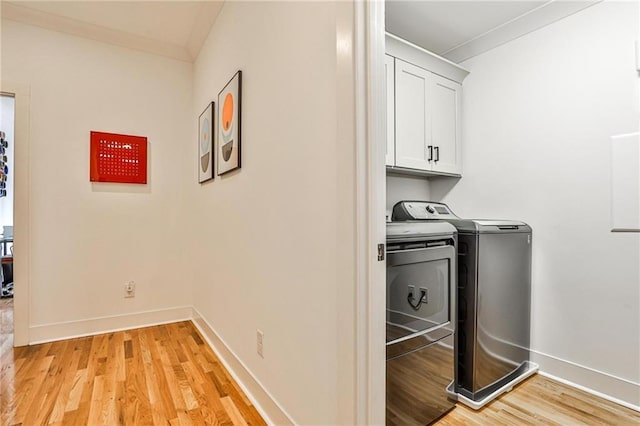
xmin=0 ymin=315 xmax=266 ymax=425
xmin=0 ymin=297 xmax=13 ymax=357
xmin=1 ymin=306 xmax=638 ymax=425
xmin=436 ymin=374 xmax=640 ymax=425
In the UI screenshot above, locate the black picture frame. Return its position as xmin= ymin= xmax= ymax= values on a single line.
xmin=217 ymin=70 xmax=242 ymax=175
xmin=198 ymin=102 xmax=215 ymax=183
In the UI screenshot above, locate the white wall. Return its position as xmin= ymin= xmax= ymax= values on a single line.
xmin=1 ymin=20 xmax=193 ymax=335
xmin=0 ymin=95 xmax=14 ymax=231
xmin=431 ymin=1 xmax=640 ymax=406
xmin=386 ymin=174 xmax=431 ymax=218
xmin=2 ymin=5 xmax=361 ymax=422
xmin=188 ymin=2 xmax=357 ymax=424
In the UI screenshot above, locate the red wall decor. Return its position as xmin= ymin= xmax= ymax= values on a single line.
xmin=90 ymin=131 xmax=148 ymax=184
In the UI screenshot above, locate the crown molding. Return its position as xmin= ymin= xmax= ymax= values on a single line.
xmin=442 ymin=0 xmax=602 ymax=63
xmin=1 ymin=1 xmax=193 ymax=62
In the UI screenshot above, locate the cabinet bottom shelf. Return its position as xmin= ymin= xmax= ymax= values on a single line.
xmin=386 ymin=166 xmax=461 ymax=178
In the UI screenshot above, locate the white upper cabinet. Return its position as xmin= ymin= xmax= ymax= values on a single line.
xmin=385 ymin=55 xmax=396 ymax=166
xmin=386 ymin=34 xmax=468 ymax=177
xmin=394 ymin=59 xmax=431 ymax=170
xmin=430 ymin=73 xmax=461 ymax=175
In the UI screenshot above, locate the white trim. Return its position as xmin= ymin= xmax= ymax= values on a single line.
xmin=385 ymin=33 xmax=470 ymax=84
xmin=442 ymin=0 xmax=602 ymax=63
xmin=538 ymin=371 xmax=640 ymax=413
xmin=335 ymin=1 xmax=360 ymax=423
xmin=190 ymin=307 xmax=295 ymax=426
xmin=1 ymin=2 xmax=193 ymax=62
xmin=1 ymin=80 xmax=31 ymax=347
xmin=353 ymin=0 xmax=369 ymax=423
xmin=355 ymin=1 xmax=387 ymax=425
xmin=532 ymin=349 xmax=640 ymax=411
xmin=29 ymin=306 xmax=192 ymax=344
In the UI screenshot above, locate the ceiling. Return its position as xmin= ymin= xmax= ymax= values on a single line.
xmin=386 ymin=0 xmax=601 ymax=63
xmin=1 ymin=0 xmax=600 ymax=64
xmin=1 ymin=1 xmax=224 ymax=62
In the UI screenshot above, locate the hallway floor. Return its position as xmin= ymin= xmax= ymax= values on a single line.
xmin=0 ymin=320 xmax=265 ymax=425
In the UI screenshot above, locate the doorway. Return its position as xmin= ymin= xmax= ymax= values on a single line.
xmin=0 ymin=94 xmax=14 ymax=348
xmin=1 ymin=83 xmax=31 ymax=347
xmin=0 ymin=94 xmax=15 ymax=349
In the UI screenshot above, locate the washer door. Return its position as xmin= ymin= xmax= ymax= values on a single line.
xmin=386 ymin=245 xmax=456 ymax=343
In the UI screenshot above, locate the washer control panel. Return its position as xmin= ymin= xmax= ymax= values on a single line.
xmin=394 ymin=201 xmax=457 ymax=220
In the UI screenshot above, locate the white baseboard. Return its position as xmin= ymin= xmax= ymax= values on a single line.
xmin=531 ymin=349 xmax=640 ymax=412
xmin=190 ymin=307 xmax=295 ymax=426
xmin=29 ymin=305 xmax=193 ymax=344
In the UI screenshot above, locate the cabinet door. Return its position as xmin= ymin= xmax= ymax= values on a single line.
xmin=385 ymin=55 xmax=395 ymax=166
xmin=394 ymin=59 xmax=431 ymax=171
xmin=430 ymin=73 xmax=461 ymax=175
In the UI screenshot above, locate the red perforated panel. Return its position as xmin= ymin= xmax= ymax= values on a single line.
xmin=90 ymin=131 xmax=148 ymax=184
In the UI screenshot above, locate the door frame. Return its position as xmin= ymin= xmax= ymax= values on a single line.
xmin=353 ymin=1 xmax=387 ymax=424
xmin=1 ymin=81 xmax=31 ymax=346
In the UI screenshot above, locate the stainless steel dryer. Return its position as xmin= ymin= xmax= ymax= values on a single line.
xmin=392 ymin=201 xmax=537 ymax=408
xmin=386 ymin=221 xmax=458 ymax=425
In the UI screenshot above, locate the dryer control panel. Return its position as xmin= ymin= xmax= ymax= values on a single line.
xmin=392 ymin=201 xmax=458 ymax=221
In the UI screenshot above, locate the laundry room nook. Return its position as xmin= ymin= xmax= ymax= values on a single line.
xmin=0 ymin=1 xmax=638 ymax=425
xmin=383 ymin=0 xmax=639 ymax=424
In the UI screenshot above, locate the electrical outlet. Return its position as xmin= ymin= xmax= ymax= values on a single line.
xmin=124 ymin=281 xmax=135 ymax=298
xmin=256 ymin=329 xmax=264 ymax=358
xmin=408 ymin=285 xmax=416 ymax=303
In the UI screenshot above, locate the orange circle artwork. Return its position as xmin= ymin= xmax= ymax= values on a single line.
xmin=222 ymin=93 xmax=234 ymax=131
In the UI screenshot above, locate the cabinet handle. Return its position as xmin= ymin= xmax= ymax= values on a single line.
xmin=435 ymin=146 xmax=440 ymax=162
xmin=427 ymin=145 xmax=433 ymax=162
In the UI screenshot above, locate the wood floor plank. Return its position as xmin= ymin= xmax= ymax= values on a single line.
xmin=100 ymin=339 xmax=119 ymax=426
xmin=86 ymin=374 xmax=105 ymax=425
xmin=26 ymin=340 xmax=76 ymax=425
xmin=12 ymin=354 xmax=55 ymax=424
xmin=221 ymin=396 xmax=249 ymax=426
xmin=147 ymin=331 xmax=179 ymax=422
xmin=124 ymin=330 xmax=153 ymax=425
xmin=64 ymin=367 xmax=87 ymax=413
xmin=181 ymin=349 xmax=229 ymax=425
xmin=223 ymin=382 xmax=264 ymax=426
xmin=49 ymin=347 xmax=83 ymax=423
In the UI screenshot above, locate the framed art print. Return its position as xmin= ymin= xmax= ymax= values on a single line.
xmin=198 ymin=102 xmax=215 ymax=183
xmin=90 ymin=131 xmax=148 ymax=184
xmin=218 ymin=71 xmax=242 ymax=175
xmin=199 ymin=102 xmax=215 ymax=183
